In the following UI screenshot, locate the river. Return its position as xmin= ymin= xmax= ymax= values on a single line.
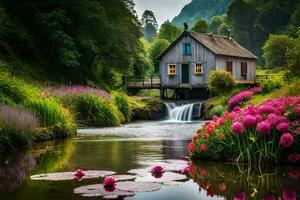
xmin=0 ymin=108 xmax=300 ymax=199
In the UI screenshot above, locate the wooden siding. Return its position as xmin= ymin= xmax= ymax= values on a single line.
xmin=159 ymin=34 xmax=216 ymax=87
xmin=215 ymin=56 xmax=256 ymax=81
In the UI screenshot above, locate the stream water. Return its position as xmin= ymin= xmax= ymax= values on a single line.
xmin=0 ymin=119 xmax=300 ymax=199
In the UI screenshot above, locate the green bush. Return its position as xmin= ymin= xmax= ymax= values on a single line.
xmin=0 ymin=73 xmax=37 ymax=104
xmin=27 ymin=98 xmax=76 ymax=138
xmin=61 ymin=94 xmax=122 ymax=127
xmin=136 ymin=89 xmax=160 ymax=97
xmin=112 ymin=91 xmax=132 ymax=122
xmin=261 ymin=76 xmax=285 ymax=93
xmin=208 ymin=70 xmax=236 ymax=96
xmin=209 ymin=105 xmax=224 ymax=118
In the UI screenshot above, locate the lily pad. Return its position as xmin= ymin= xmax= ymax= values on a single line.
xmin=30 ymin=170 xmax=116 ymax=181
xmin=135 ymin=172 xmax=187 ymax=183
xmin=74 ymin=184 xmax=134 ymax=198
xmin=116 ymin=181 xmax=161 ymax=192
xmin=113 ymin=175 xmax=136 ymax=181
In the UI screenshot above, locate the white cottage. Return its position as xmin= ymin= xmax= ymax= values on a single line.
xmin=158 ymin=30 xmax=257 ymax=89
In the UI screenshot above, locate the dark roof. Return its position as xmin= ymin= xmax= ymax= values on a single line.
xmin=158 ymin=31 xmax=257 ymax=60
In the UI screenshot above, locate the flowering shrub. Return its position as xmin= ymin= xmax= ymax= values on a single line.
xmin=228 ymin=87 xmax=262 ymax=110
xmin=189 ymin=96 xmax=300 ymax=165
xmin=47 ymin=85 xmax=111 ymax=100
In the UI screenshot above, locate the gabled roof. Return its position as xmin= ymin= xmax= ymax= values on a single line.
xmin=158 ymin=31 xmax=257 ymax=60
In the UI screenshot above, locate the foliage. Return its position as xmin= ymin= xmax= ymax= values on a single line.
xmin=208 ymin=70 xmax=235 ymax=96
xmin=0 ymin=73 xmax=37 ymax=104
xmin=112 ymin=91 xmax=132 ymax=122
xmin=227 ymin=0 xmax=300 ymax=64
xmin=27 ymin=98 xmax=76 ymax=138
xmin=149 ymin=39 xmax=170 ymax=73
xmin=0 ymin=0 xmax=141 ymax=86
xmin=286 ymin=30 xmax=300 ymax=77
xmin=227 ymin=87 xmax=262 ymax=110
xmin=189 ymin=97 xmax=300 ymax=165
xmin=136 ymin=89 xmax=160 ymax=97
xmin=60 ymin=94 xmax=122 ymax=127
xmin=131 ymin=38 xmax=152 ymax=76
xmin=262 ymin=34 xmax=293 ymax=69
xmin=157 ymin=21 xmax=181 ymax=43
xmin=141 ymin=10 xmax=158 ymax=42
xmin=172 ymin=0 xmax=232 ymax=27
xmin=261 ymin=77 xmax=285 ymax=93
xmin=209 ymin=105 xmax=224 ymax=118
xmin=0 ymin=105 xmax=38 ymax=154
xmin=191 ymin=19 xmax=208 ymax=33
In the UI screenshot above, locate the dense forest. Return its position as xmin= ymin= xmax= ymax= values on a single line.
xmin=0 ymin=0 xmax=144 ymax=88
xmin=171 ymin=0 xmax=300 ymax=65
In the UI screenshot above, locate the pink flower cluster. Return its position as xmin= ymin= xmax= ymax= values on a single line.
xmin=190 ymin=96 xmax=300 ymax=163
xmin=46 ymin=85 xmax=111 ymax=100
xmin=228 ymin=87 xmax=262 ymax=110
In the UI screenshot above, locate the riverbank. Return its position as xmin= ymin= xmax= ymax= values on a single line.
xmin=0 ymin=73 xmax=165 ymax=156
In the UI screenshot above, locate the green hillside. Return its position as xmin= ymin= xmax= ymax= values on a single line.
xmin=171 ymin=0 xmax=232 ymax=27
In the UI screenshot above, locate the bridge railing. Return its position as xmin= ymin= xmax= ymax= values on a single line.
xmin=123 ymin=76 xmax=161 ymax=88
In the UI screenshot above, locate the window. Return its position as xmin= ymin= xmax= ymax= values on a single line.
xmin=226 ymin=61 xmax=233 ymax=74
xmin=182 ymin=43 xmax=192 ymax=55
xmin=195 ymin=63 xmax=203 ymax=75
xmin=241 ymin=62 xmax=247 ymax=80
xmin=168 ymin=64 xmax=176 ymax=75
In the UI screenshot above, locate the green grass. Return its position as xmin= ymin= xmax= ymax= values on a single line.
xmin=27 ymin=98 xmax=76 ymax=138
xmin=60 ymin=94 xmax=123 ymax=127
xmin=112 ymin=91 xmax=132 ymax=122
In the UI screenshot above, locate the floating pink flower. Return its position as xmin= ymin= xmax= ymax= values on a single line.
xmin=232 ymin=122 xmax=244 ymax=135
xmin=75 ymin=169 xmax=85 ymax=181
xmin=257 ymin=121 xmax=271 ymax=135
xmin=279 ymin=133 xmax=294 ymax=148
xmin=103 ymin=177 xmax=117 ymax=192
xmin=151 ymin=166 xmax=164 ymax=178
xmin=234 ymin=192 xmax=246 ymax=200
xmin=276 ymin=122 xmax=289 ymax=133
xmin=242 ymin=115 xmax=256 ymax=128
xmin=283 ymin=188 xmax=296 ymax=200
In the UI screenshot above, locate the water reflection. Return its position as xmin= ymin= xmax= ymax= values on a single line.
xmin=189 ymin=161 xmax=300 ymax=199
xmin=0 ymin=151 xmax=35 ymax=192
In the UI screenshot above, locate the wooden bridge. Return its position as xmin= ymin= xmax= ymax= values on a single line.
xmin=122 ymin=74 xmax=283 ymax=99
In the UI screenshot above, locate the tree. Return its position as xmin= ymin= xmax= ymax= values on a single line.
xmin=287 ymin=30 xmax=300 ymax=77
xmin=262 ymin=34 xmax=293 ymax=69
xmin=209 ymin=16 xmax=223 ymax=34
xmin=157 ymin=21 xmax=181 ymax=43
xmin=149 ymin=39 xmax=170 ymax=73
xmin=141 ymin=10 xmax=158 ymax=42
xmin=191 ymin=19 xmax=208 ymax=33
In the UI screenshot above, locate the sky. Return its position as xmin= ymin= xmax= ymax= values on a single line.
xmin=133 ymin=0 xmax=192 ymax=26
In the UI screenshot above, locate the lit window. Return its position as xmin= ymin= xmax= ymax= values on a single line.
xmin=182 ymin=43 xmax=192 ymax=55
xmin=195 ymin=63 xmax=203 ymax=75
xmin=168 ymin=64 xmax=176 ymax=75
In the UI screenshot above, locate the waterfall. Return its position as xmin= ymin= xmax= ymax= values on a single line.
xmin=164 ymin=102 xmax=202 ymax=121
